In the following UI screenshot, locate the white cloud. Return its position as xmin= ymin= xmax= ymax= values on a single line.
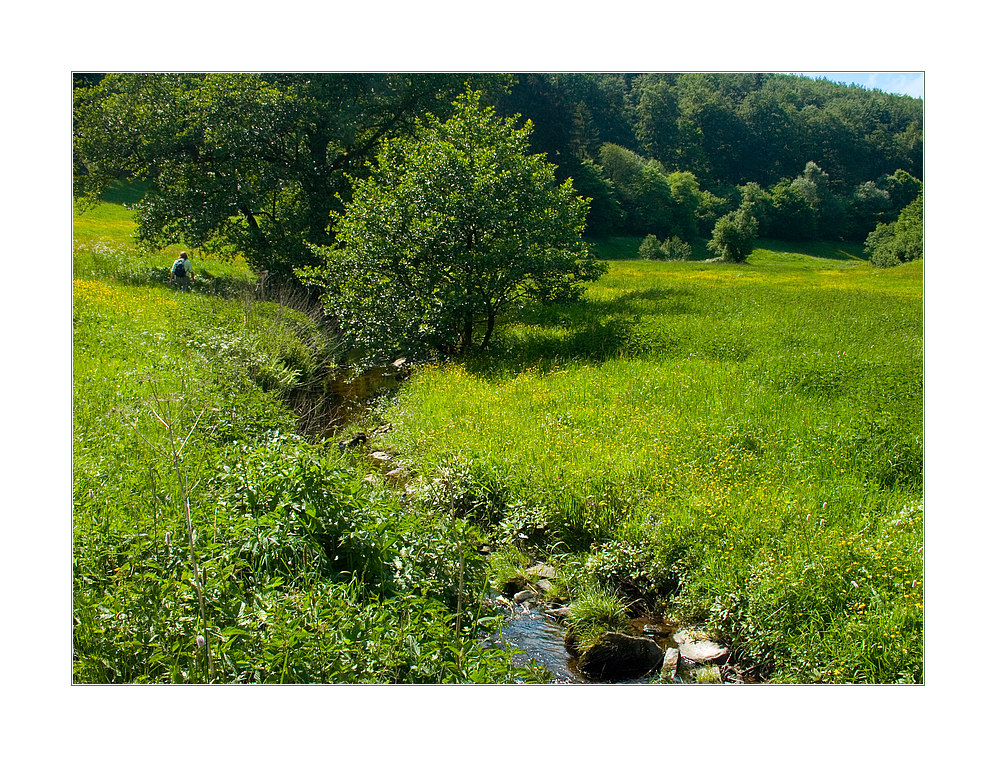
xmin=795 ymin=72 xmax=923 ymax=98
xmin=892 ymin=73 xmax=925 ymax=98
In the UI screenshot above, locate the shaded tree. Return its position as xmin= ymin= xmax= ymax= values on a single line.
xmin=738 ymin=182 xmax=775 ymax=237
xmin=792 ymin=161 xmax=845 ymax=239
xmin=695 ymin=187 xmax=731 ymax=237
xmin=768 ymin=178 xmax=817 ymax=241
xmin=866 ymin=190 xmax=923 ymax=267
xmin=570 ymin=159 xmax=624 ymax=237
xmin=73 ymin=72 xmax=508 ymax=278
xmin=631 ymin=75 xmax=681 ymax=170
xmin=666 ymin=170 xmax=703 ymax=240
xmin=634 ymin=161 xmax=677 ymax=238
xmin=569 ymin=101 xmax=600 ymax=160
xmin=882 ymin=168 xmax=923 ymax=214
xmin=846 ymin=181 xmax=893 ymax=240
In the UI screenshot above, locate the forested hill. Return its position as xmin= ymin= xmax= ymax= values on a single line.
xmin=491 ymin=72 xmax=922 ymax=242
xmin=496 ymin=73 xmax=921 ymax=190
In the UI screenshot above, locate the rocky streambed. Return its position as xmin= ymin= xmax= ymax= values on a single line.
xmin=485 ymin=563 xmax=756 ymax=685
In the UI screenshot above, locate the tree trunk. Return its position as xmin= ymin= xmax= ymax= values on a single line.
xmin=240 ymin=205 xmax=268 ymax=255
xmin=479 ymin=306 xmax=497 ymax=350
xmin=460 ymin=311 xmax=474 ymax=355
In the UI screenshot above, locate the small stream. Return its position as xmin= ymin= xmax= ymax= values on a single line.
xmin=297 ymin=369 xmax=750 ymax=685
xmin=485 ymin=599 xmax=714 ymax=684
xmin=487 ymin=601 xmax=583 ymax=683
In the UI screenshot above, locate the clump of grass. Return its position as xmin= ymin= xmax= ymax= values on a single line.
xmin=564 ymin=584 xmax=631 ymax=653
xmin=486 ymin=545 xmax=530 ymax=594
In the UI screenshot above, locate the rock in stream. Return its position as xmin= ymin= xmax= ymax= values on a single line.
xmin=576 ymin=631 xmax=665 ymax=681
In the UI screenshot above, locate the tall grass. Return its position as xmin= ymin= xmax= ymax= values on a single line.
xmin=383 ymin=239 xmax=923 ymax=683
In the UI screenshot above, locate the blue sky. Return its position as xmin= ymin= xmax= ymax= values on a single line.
xmin=793 ymin=72 xmax=924 ymax=99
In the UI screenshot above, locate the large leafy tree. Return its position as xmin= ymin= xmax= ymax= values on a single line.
xmin=302 ymin=90 xmax=604 ymax=363
xmin=791 ymin=161 xmax=846 ymax=239
xmin=73 ymin=73 xmax=506 ymax=277
xmin=631 ymin=74 xmax=681 ymax=170
xmin=846 ymin=180 xmax=893 ymax=240
xmin=768 ymin=178 xmax=817 ymax=241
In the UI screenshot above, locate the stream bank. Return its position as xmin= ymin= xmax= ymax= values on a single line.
xmin=300 ymin=365 xmax=758 ymax=684
xmin=290 ymin=359 xmax=410 ymax=438
xmin=484 ymin=564 xmax=759 ymax=685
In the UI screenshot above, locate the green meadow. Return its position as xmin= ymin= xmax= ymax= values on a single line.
xmin=73 ymin=199 xmax=922 ymax=683
xmin=383 ymin=239 xmax=923 ymax=683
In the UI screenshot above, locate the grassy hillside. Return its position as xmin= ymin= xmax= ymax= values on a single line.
xmin=72 ymin=201 xmax=538 ymax=683
xmin=381 ymin=238 xmax=924 ymax=683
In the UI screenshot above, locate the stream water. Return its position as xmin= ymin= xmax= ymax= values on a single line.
xmin=485 ymin=600 xmax=710 ymax=684
xmin=487 ymin=601 xmax=584 ymax=683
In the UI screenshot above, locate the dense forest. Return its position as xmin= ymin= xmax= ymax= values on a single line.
xmin=493 ymin=73 xmax=922 ymax=243
xmin=73 ymin=72 xmax=923 ymax=278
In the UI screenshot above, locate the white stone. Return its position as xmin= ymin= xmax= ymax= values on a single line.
xmin=674 ymin=630 xmax=728 ymax=663
xmin=661 ymin=647 xmax=680 ymax=673
xmin=525 ymin=563 xmax=556 ymax=579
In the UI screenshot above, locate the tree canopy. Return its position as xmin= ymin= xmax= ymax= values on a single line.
xmin=301 ymin=90 xmax=603 ymax=363
xmin=865 ymin=190 xmax=924 ymax=267
xmin=493 ymin=72 xmax=922 ymax=245
xmin=708 ymin=207 xmax=759 ymax=263
xmin=73 ymin=73 xmax=509 ymax=277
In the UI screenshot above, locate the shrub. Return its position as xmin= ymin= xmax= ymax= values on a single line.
xmin=406 ymin=455 xmax=509 ymax=531
xmin=638 ymin=234 xmax=663 ymax=259
xmin=639 ymin=234 xmax=692 ymax=262
xmin=707 ymin=208 xmax=759 ymax=263
xmin=660 ymin=235 xmax=693 ymax=261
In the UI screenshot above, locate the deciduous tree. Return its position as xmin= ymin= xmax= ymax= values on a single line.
xmin=866 ymin=190 xmax=923 ymax=267
xmin=302 ymin=91 xmax=604 ymax=363
xmin=707 ymin=207 xmax=759 ymax=263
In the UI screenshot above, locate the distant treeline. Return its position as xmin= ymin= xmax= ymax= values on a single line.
xmin=491 ymin=73 xmax=923 ymax=242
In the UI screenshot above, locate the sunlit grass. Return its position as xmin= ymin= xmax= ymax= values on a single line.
xmin=73 ymin=198 xmax=923 ymax=683
xmin=72 ymin=198 xmax=139 ymax=248
xmin=384 ymin=239 xmax=923 ymax=683
xmin=73 ymin=197 xmax=256 ymax=293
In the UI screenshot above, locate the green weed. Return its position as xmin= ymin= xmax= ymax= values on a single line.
xmin=564 ymin=584 xmax=632 ymax=653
